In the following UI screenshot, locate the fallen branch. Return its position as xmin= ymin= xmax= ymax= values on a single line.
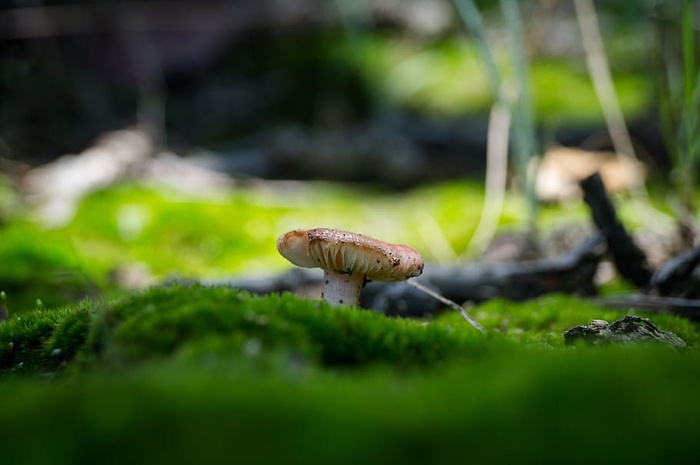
xmin=648 ymin=244 xmax=700 ymax=298
xmin=580 ymin=172 xmax=653 ymax=287
xmin=590 ymin=295 xmax=700 ymax=320
xmin=361 ymin=233 xmax=604 ymax=317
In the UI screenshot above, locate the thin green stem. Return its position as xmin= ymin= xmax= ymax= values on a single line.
xmin=678 ymin=0 xmax=699 ymax=214
xmin=452 ymin=0 xmax=504 ymax=102
xmin=501 ymin=0 xmax=539 ymax=231
xmin=682 ymin=0 xmax=696 ymax=110
xmin=454 ymin=0 xmax=540 ymax=232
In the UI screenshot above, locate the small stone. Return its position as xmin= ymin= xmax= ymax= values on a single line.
xmin=564 ymin=315 xmax=686 ymax=349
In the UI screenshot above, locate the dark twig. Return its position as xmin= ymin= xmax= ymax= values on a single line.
xmin=590 ymin=295 xmax=700 ymax=320
xmin=580 ymin=172 xmax=653 ymax=287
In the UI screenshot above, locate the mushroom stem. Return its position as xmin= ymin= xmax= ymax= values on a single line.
xmin=322 ymin=270 xmax=365 ymax=306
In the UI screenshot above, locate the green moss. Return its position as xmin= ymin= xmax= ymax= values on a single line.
xmin=94 ymin=285 xmax=496 ymax=372
xmin=2 ymin=286 xmax=697 ymax=381
xmin=1 ymin=286 xmax=699 ymax=463
xmin=459 ymin=293 xmax=700 ymax=347
xmin=0 ymin=301 xmax=93 ymax=376
xmin=0 ymin=285 xmax=491 ymax=377
xmin=59 ymin=181 xmax=493 ymax=278
xmin=1 ymin=347 xmax=700 ymax=464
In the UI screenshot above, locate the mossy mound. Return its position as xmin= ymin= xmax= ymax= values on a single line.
xmin=2 ymin=285 xmax=698 ymax=378
xmin=2 ymin=285 xmax=700 ymax=464
xmin=1 ymin=284 xmax=495 ymax=378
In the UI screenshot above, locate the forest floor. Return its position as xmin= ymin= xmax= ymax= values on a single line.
xmin=1 ymin=176 xmax=699 ymax=464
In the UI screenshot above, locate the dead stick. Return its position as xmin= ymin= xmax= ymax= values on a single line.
xmin=590 ymin=295 xmax=700 ymax=320
xmin=407 ymin=280 xmax=485 ymax=333
xmin=580 ymin=172 xmax=653 ymax=287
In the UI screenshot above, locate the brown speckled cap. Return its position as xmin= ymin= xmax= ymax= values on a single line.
xmin=277 ymin=228 xmax=424 ymax=281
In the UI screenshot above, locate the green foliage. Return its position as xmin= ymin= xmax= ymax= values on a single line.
xmin=0 ymin=221 xmax=98 ymax=313
xmin=530 ymin=60 xmax=650 ymax=124
xmin=655 ymin=0 xmax=700 ymax=215
xmin=344 ymin=35 xmax=650 ymax=123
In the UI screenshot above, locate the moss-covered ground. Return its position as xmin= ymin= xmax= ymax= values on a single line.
xmin=1 ymin=285 xmax=700 ymax=464
xmin=2 ymin=177 xmax=700 ymax=463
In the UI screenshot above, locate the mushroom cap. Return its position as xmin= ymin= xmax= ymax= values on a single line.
xmin=277 ymin=228 xmax=424 ymax=281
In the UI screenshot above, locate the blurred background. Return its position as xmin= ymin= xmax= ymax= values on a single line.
xmin=0 ymin=0 xmax=697 ymax=312
xmin=0 ymin=0 xmax=675 ymax=175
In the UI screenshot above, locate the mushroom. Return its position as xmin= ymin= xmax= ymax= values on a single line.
xmin=277 ymin=228 xmax=424 ymax=306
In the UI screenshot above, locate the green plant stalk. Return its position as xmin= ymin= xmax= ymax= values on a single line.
xmin=453 ymin=0 xmax=540 ymax=232
xmin=654 ymin=10 xmax=679 ymax=169
xmin=682 ymin=0 xmax=696 ymax=107
xmin=452 ymin=0 xmax=503 ymax=101
xmin=574 ymin=0 xmax=647 ymax=204
xmin=453 ymin=0 xmax=511 ymax=254
xmin=500 ymin=0 xmax=539 ymax=231
xmin=678 ymin=0 xmax=699 ymax=213
xmin=0 ymin=291 xmax=7 ymax=322
xmin=653 ymin=0 xmax=699 ymax=231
